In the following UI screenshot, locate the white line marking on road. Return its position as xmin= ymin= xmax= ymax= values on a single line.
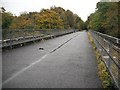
xmin=1 ymin=54 xmax=47 ymax=87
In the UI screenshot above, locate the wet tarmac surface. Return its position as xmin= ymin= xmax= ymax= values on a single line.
xmin=2 ymin=31 xmax=102 ymax=88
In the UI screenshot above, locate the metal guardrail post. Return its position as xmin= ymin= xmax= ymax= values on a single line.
xmin=2 ymin=29 xmax=77 ymax=48
xmin=23 ymin=30 xmax=25 ymax=44
xmin=9 ymin=31 xmax=12 ymax=48
xmin=116 ymin=67 xmax=119 ymax=88
xmin=108 ymin=41 xmax=111 ymax=71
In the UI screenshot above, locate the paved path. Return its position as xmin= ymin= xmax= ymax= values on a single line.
xmin=2 ymin=31 xmax=102 ymax=88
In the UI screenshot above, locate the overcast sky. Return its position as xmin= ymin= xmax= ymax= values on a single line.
xmin=1 ymin=0 xmax=101 ymax=21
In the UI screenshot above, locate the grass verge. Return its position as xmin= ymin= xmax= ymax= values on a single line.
xmin=87 ymin=32 xmax=113 ymax=88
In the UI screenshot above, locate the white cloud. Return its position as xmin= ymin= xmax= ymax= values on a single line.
xmin=1 ymin=0 xmax=100 ymax=21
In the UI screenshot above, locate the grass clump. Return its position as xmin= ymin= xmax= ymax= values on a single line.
xmin=98 ymin=61 xmax=112 ymax=88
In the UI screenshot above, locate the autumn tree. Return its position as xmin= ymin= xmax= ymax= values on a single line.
xmin=2 ymin=6 xmax=85 ymax=31
xmin=51 ymin=7 xmax=69 ymax=29
xmin=9 ymin=12 xmax=33 ymax=29
xmin=34 ymin=9 xmax=64 ymax=29
xmin=51 ymin=6 xmax=84 ymax=30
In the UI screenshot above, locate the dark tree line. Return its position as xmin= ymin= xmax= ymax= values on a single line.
xmin=86 ymin=2 xmax=120 ymax=38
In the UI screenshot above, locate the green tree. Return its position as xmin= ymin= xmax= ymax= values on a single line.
xmin=86 ymin=2 xmax=119 ymax=38
xmin=2 ymin=12 xmax=13 ymax=29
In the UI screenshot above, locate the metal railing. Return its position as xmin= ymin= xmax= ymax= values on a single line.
xmin=90 ymin=30 xmax=120 ymax=89
xmin=1 ymin=29 xmax=77 ymax=48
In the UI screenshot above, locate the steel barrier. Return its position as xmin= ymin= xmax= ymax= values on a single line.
xmin=89 ymin=30 xmax=120 ymax=89
xmin=1 ymin=29 xmax=77 ymax=48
